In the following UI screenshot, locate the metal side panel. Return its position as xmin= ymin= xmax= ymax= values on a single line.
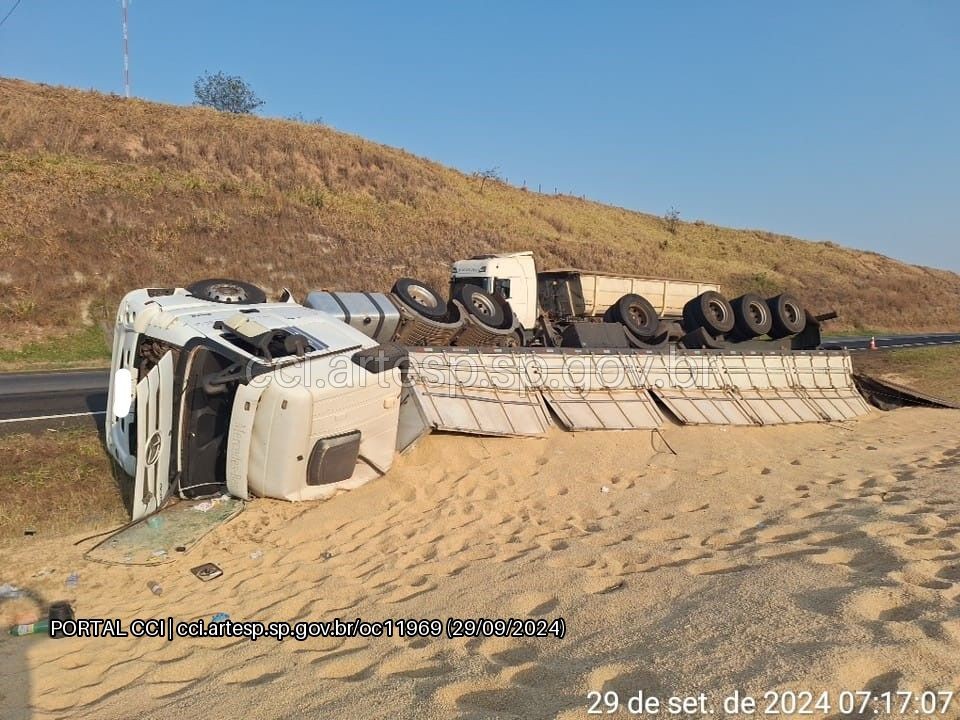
xmin=640 ymin=351 xmax=755 ymax=425
xmin=406 ymin=351 xmax=551 ymax=436
xmin=132 ymin=352 xmax=174 ymax=521
xmin=521 ymin=352 xmax=664 ymax=430
xmin=709 ymin=354 xmax=824 ymax=424
xmin=734 ymin=388 xmax=824 ymax=424
xmin=652 ymin=388 xmax=756 ymax=425
xmin=542 ymin=387 xmax=663 ymax=430
xmin=789 ymin=353 xmax=872 ymax=421
xmin=801 ymin=387 xmax=872 ymax=421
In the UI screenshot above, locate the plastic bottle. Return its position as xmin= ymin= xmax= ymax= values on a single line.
xmin=147 ymin=581 xmax=163 ymax=596
xmin=65 ymin=572 xmax=79 ymax=589
xmin=10 ymin=619 xmax=49 ymax=636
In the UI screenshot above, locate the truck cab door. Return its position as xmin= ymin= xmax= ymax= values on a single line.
xmin=510 ymin=254 xmax=539 ymax=329
xmin=132 ymin=351 xmax=174 ymax=520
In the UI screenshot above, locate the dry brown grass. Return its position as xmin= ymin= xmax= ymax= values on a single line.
xmin=2 ymin=77 xmax=960 ymax=352
xmin=0 ymin=427 xmax=127 ymax=540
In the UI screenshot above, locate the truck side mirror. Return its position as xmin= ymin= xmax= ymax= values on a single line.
xmin=112 ymin=368 xmax=133 ymax=419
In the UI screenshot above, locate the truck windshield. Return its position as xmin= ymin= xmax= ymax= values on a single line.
xmin=451 ymin=276 xmax=493 ymax=293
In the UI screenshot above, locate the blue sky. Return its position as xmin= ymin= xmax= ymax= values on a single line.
xmin=1 ymin=1 xmax=957 ymax=269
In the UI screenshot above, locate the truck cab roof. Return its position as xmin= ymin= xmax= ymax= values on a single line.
xmin=118 ymin=287 xmax=377 ymax=366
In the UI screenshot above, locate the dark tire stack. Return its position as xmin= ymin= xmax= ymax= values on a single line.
xmin=682 ymin=291 xmax=735 ymax=336
xmin=766 ymin=293 xmax=806 ymax=339
xmin=729 ymin=292 xmax=773 ymax=339
xmin=604 ymin=294 xmax=660 ymax=341
xmin=452 ymin=283 xmax=509 ymax=329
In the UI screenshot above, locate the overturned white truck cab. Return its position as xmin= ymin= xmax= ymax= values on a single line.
xmin=105 ymin=281 xmax=403 ymax=521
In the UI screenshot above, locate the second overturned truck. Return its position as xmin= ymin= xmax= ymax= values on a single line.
xmin=105 ymin=252 xmax=871 ymax=521
xmin=308 ymin=251 xmax=831 ymax=351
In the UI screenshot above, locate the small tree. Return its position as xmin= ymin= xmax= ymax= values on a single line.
xmin=472 ymin=166 xmax=502 ymax=193
xmin=664 ymin=206 xmax=681 ymax=234
xmin=193 ymin=71 xmax=264 ymax=114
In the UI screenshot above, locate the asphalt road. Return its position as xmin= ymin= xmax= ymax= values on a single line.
xmin=820 ymin=332 xmax=960 ymax=350
xmin=0 ymin=369 xmax=108 ymax=434
xmin=2 ymin=332 xmax=960 ymax=433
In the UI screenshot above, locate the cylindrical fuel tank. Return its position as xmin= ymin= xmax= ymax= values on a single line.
xmin=305 ymin=291 xmax=401 ymax=344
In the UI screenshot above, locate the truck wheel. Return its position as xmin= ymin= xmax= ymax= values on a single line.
xmin=684 ymin=291 xmax=735 ymax=336
xmin=767 ymin=293 xmax=806 ymax=338
xmin=391 ymin=278 xmax=448 ymax=321
xmin=453 ymin=284 xmax=506 ymax=328
xmin=730 ymin=293 xmax=773 ymax=339
xmin=186 ymin=278 xmax=266 ymax=304
xmin=605 ymin=294 xmax=659 ymax=339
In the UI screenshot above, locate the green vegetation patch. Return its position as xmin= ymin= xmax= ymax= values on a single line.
xmin=0 ymin=325 xmax=111 ymax=370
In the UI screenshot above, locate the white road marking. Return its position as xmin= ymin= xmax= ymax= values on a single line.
xmin=0 ymin=411 xmax=106 ymax=424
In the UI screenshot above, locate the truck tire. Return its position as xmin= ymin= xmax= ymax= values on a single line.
xmin=683 ymin=291 xmax=735 ymax=336
xmin=391 ymin=278 xmax=448 ymax=321
xmin=766 ymin=293 xmax=806 ymax=338
xmin=453 ymin=284 xmax=506 ymax=328
xmin=186 ymin=278 xmax=267 ymax=304
xmin=730 ymin=293 xmax=773 ymax=339
xmin=605 ymin=294 xmax=659 ymax=340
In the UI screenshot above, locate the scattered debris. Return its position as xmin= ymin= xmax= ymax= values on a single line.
xmin=600 ymin=486 xmax=611 ymax=494
xmin=191 ymin=563 xmax=223 ymax=582
xmin=10 ymin=619 xmax=49 ymax=636
xmin=211 ymin=612 xmax=229 ymax=623
xmin=64 ymin=572 xmax=79 ymax=589
xmin=0 ymin=583 xmax=23 ymax=599
xmin=249 ymin=549 xmax=263 ymax=560
xmin=147 ymin=581 xmax=162 ymax=596
xmin=49 ymin=602 xmax=75 ymax=639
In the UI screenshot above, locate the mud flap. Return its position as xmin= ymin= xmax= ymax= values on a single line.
xmin=396 ymin=384 xmax=431 ymax=452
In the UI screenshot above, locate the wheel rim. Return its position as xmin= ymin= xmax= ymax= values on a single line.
xmin=747 ymin=301 xmax=767 ymax=327
xmin=706 ymin=299 xmax=728 ymax=324
xmin=470 ymin=293 xmax=497 ymax=318
xmin=784 ymin=302 xmax=799 ymax=325
xmin=408 ymin=285 xmax=439 ymax=310
xmin=627 ymin=303 xmax=649 ymax=328
xmin=207 ymin=283 xmax=247 ymax=303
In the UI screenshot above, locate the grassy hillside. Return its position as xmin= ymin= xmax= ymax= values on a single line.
xmin=2 ymin=77 xmax=959 ymax=357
